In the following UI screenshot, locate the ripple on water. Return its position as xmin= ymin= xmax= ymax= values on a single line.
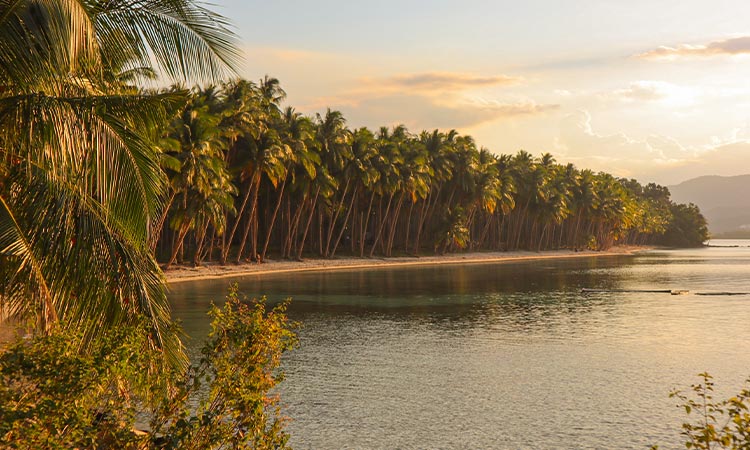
xmin=169 ymin=243 xmax=750 ymax=449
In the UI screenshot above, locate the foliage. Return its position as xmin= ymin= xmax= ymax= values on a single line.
xmin=0 ymin=0 xmax=239 ymax=366
xmin=652 ymin=373 xmax=750 ymax=449
xmin=658 ymin=203 xmax=710 ymax=248
xmin=0 ymin=286 xmax=297 ymax=449
xmin=154 ymin=84 xmax=710 ymax=265
xmin=435 ymin=207 xmax=470 ymax=254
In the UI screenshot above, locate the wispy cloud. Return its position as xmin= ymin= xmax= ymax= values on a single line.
xmin=609 ymin=81 xmax=670 ymax=102
xmin=305 ymin=94 xmax=558 ymax=130
xmin=556 ymin=110 xmax=696 ymax=164
xmin=636 ymin=36 xmax=750 ymax=60
xmin=299 ymin=71 xmax=553 ymax=130
xmin=600 ymin=81 xmax=699 ymax=107
xmin=359 ymin=72 xmax=522 ymax=96
xmin=464 ymin=97 xmax=559 ymax=116
xmin=553 ymin=110 xmax=750 ymax=183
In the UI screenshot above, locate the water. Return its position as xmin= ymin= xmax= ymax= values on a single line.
xmin=169 ymin=241 xmax=750 ymax=449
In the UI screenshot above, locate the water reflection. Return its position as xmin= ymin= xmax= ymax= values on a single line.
xmin=168 ymin=245 xmax=750 ymax=449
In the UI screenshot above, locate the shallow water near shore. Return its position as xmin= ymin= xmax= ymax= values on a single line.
xmin=169 ymin=240 xmax=750 ymax=449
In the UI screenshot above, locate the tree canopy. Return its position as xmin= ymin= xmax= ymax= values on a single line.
xmin=0 ymin=0 xmax=240 ymax=365
xmin=153 ymin=82 xmax=709 ymax=268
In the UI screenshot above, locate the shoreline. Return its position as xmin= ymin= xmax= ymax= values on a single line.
xmin=165 ymin=246 xmax=649 ymax=285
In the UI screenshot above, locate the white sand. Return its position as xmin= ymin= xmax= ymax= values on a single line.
xmin=165 ymin=246 xmax=647 ymax=284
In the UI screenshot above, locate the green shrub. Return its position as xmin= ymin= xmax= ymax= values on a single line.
xmin=0 ymin=286 xmax=297 ymax=449
xmin=654 ymin=373 xmax=750 ymax=449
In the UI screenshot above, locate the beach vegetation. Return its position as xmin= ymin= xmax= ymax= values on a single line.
xmin=0 ymin=0 xmax=239 ymax=363
xmin=0 ymin=287 xmax=297 ymax=449
xmin=152 ymin=84 xmax=710 ymax=266
xmin=653 ymin=373 xmax=750 ymax=449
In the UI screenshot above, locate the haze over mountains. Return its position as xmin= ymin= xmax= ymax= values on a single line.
xmin=668 ymin=174 xmax=750 ymax=236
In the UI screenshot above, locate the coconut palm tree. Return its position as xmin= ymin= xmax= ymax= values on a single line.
xmin=412 ymin=130 xmax=454 ymax=255
xmin=397 ymin=136 xmax=431 ymax=255
xmin=367 ymin=127 xmax=404 ymax=257
xmin=330 ymin=127 xmax=379 ymax=257
xmin=234 ymin=128 xmax=291 ymax=263
xmin=162 ymin=87 xmax=236 ymax=268
xmin=0 ymin=0 xmax=239 ymax=366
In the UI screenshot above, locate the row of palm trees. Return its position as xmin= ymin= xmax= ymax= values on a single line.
xmin=0 ymin=0 xmax=706 ymax=361
xmin=156 ymin=81 xmax=704 ymax=268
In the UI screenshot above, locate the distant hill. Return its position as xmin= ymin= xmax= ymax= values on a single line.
xmin=668 ymin=174 xmax=750 ymax=234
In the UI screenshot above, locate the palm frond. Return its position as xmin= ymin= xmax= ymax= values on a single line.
xmin=0 ymin=0 xmax=98 ymax=91
xmin=88 ymin=0 xmax=241 ymax=83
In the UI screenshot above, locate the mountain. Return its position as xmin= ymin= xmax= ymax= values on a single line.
xmin=668 ymin=174 xmax=750 ymax=235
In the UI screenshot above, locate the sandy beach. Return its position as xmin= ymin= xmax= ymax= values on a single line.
xmin=165 ymin=246 xmax=648 ymax=284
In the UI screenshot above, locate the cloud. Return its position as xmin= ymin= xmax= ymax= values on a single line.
xmin=601 ymin=81 xmax=698 ymax=107
xmin=299 ymin=70 xmax=553 ymax=130
xmin=696 ymin=140 xmax=750 ymax=169
xmin=465 ymin=97 xmax=559 ymax=116
xmin=555 ymin=110 xmax=697 ymax=177
xmin=310 ymin=94 xmax=558 ymax=130
xmin=358 ymin=72 xmax=521 ymax=96
xmin=609 ymin=81 xmax=669 ymax=102
xmin=636 ymin=36 xmax=750 ymax=60
xmin=553 ymin=110 xmax=750 ymax=184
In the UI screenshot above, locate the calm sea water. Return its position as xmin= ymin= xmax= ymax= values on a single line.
xmin=169 ymin=240 xmax=750 ymax=449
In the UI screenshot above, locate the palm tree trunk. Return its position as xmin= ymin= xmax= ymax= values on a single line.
xmin=404 ymin=201 xmax=415 ymax=253
xmin=385 ymin=191 xmax=405 ymax=256
xmin=369 ymin=192 xmax=394 ymax=257
xmin=325 ymin=178 xmax=350 ymax=257
xmin=236 ymin=175 xmax=262 ymax=263
xmin=222 ymin=173 xmax=256 ymax=263
xmin=166 ymin=223 xmax=190 ymax=269
xmin=414 ymin=184 xmax=440 ymax=255
xmin=537 ymin=223 xmax=548 ymax=252
xmin=351 ymin=207 xmax=359 ymax=254
xmin=287 ymin=192 xmax=308 ymax=258
xmin=296 ymin=186 xmax=321 ymax=260
xmin=360 ymin=191 xmax=376 ymax=257
xmin=207 ymin=227 xmax=217 ymax=261
xmin=192 ymin=221 xmax=210 ymax=266
xmin=331 ymin=185 xmax=359 ymax=257
xmin=478 ymin=214 xmax=494 ymax=248
xmin=318 ymin=209 xmax=324 ymax=256
xmin=261 ymin=173 xmax=288 ymax=261
xmin=413 ymin=197 xmax=429 ymax=255
xmin=150 ymin=191 xmax=175 ymax=254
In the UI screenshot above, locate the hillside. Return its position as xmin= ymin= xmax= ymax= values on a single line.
xmin=668 ymin=175 xmax=750 ymax=234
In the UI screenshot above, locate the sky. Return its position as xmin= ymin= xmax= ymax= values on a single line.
xmin=213 ymin=0 xmax=750 ymax=185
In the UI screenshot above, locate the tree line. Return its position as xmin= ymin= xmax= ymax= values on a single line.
xmin=155 ymin=80 xmax=709 ymax=267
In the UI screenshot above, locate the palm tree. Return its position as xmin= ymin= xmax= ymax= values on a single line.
xmin=162 ymin=87 xmax=235 ymax=268
xmin=568 ymin=168 xmax=597 ymax=248
xmin=234 ymin=128 xmax=291 ymax=262
xmin=465 ymin=149 xmax=501 ymax=250
xmin=330 ymin=128 xmax=379 ymax=257
xmin=397 ymin=136 xmax=431 ymax=255
xmin=219 ymin=79 xmax=263 ymax=263
xmin=0 ymin=0 xmax=239 ymax=366
xmin=220 ymin=78 xmax=290 ymax=263
xmin=315 ymin=109 xmax=353 ymax=257
xmin=412 ymin=130 xmax=454 ymax=255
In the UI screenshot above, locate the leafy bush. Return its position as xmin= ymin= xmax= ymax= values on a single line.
xmin=0 ymin=286 xmax=297 ymax=449
xmin=654 ymin=373 xmax=750 ymax=449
